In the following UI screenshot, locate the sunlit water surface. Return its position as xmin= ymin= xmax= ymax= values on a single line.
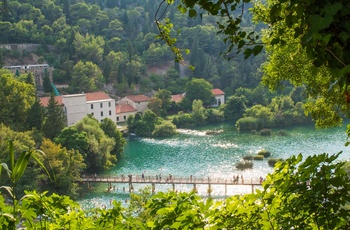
xmin=78 ymin=123 xmax=350 ymax=209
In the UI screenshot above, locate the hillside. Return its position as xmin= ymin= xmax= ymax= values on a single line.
xmin=0 ymin=0 xmax=264 ymax=98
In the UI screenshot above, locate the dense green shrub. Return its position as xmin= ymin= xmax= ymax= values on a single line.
xmin=259 ymin=129 xmax=271 ymax=136
xmin=253 ymin=155 xmax=264 ymax=160
xmin=236 ymin=160 xmax=253 ymax=169
xmin=206 ymin=108 xmax=224 ymax=123
xmin=277 ymin=129 xmax=288 ymax=136
xmin=243 ymin=155 xmax=253 ymax=160
xmin=152 ymin=121 xmax=177 ymax=137
xmin=172 ymin=113 xmax=194 ymax=128
xmin=236 ymin=117 xmax=264 ymax=131
xmin=258 ymin=149 xmax=271 ymax=158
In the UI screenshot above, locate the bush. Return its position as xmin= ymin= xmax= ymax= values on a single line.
xmin=259 ymin=129 xmax=272 ymax=136
xmin=253 ymin=155 xmax=264 ymax=160
xmin=251 ymin=130 xmax=258 ymax=135
xmin=152 ymin=121 xmax=177 ymax=137
xmin=172 ymin=113 xmax=194 ymax=128
xmin=243 ymin=155 xmax=253 ymax=160
xmin=277 ymin=129 xmax=288 ymax=136
xmin=236 ymin=117 xmax=264 ymax=131
xmin=268 ymin=158 xmax=284 ymax=167
xmin=206 ymin=108 xmax=225 ymax=123
xmin=258 ymin=149 xmax=271 ymax=158
xmin=236 ymin=161 xmax=253 ymax=170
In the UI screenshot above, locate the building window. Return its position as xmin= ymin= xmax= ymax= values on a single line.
xmin=138 ymin=102 xmax=140 ymax=105
xmin=91 ymin=112 xmax=94 ymax=116
xmin=91 ymin=104 xmax=93 ymax=109
xmin=123 ymin=115 xmax=126 ymax=120
xmin=109 ymin=110 xmax=111 ymax=116
xmin=109 ymin=102 xmax=111 ymax=107
xmin=101 ymin=111 xmax=103 ymax=117
xmin=117 ymin=117 xmax=119 ymax=122
xmin=100 ymin=103 xmax=103 ymax=108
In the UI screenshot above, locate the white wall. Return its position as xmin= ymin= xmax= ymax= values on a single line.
xmin=62 ymin=94 xmax=87 ymax=126
xmin=87 ymin=99 xmax=116 ymax=122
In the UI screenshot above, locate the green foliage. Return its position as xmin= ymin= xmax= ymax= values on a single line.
xmin=152 ymin=121 xmax=177 ymax=137
xmin=223 ymin=95 xmax=247 ymax=121
xmin=191 ymin=99 xmax=207 ymax=125
xmin=70 ymin=61 xmax=104 ymax=93
xmin=25 ymin=98 xmax=44 ymax=131
xmin=1 ymin=141 xmax=350 ymax=229
xmin=253 ymin=155 xmax=264 ymax=160
xmin=0 ymin=73 xmax=36 ymax=131
xmin=185 ymin=78 xmax=214 ymax=107
xmin=259 ymin=128 xmax=271 ymax=136
xmin=0 ymin=140 xmax=50 ymax=229
xmin=54 ymin=126 xmax=89 ymax=157
xmin=39 ymin=139 xmax=85 ymax=198
xmin=236 ymin=160 xmax=253 ymax=170
xmin=268 ymin=158 xmax=283 ymax=167
xmin=42 ymin=92 xmax=66 ymax=140
xmin=127 ymin=110 xmax=159 ymax=137
xmin=236 ymin=116 xmax=264 ymax=131
xmin=42 ymin=73 xmax=52 ymax=93
xmin=74 ymin=115 xmax=116 ymax=171
xmin=206 ymin=108 xmax=224 ymax=124
xmin=172 ymin=112 xmax=194 ymax=128
xmin=257 ymin=149 xmax=271 ymax=158
xmin=100 ymin=118 xmax=126 ymax=157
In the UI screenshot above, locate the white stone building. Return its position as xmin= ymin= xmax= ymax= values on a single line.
xmin=118 ymin=95 xmax=150 ymax=113
xmin=211 ymin=88 xmax=225 ymax=107
xmin=40 ymin=92 xmax=116 ymax=126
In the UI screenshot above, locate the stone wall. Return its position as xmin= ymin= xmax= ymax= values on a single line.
xmin=0 ymin=43 xmax=55 ymax=52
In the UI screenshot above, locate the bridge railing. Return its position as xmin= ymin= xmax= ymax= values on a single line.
xmin=80 ymin=174 xmax=264 ymax=185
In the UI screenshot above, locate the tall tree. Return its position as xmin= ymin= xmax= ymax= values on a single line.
xmin=40 ymin=138 xmax=86 ymax=198
xmin=43 ymin=72 xmax=52 ymax=93
xmin=54 ymin=126 xmax=90 ymax=157
xmin=0 ymin=73 xmax=36 ymax=131
xmin=75 ymin=115 xmax=116 ymax=172
xmin=185 ymin=78 xmax=214 ymax=107
xmin=25 ymin=98 xmax=44 ymax=131
xmin=42 ymin=92 xmax=66 ymax=140
xmin=100 ymin=118 xmax=126 ymax=157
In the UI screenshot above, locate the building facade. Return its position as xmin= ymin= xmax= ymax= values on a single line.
xmin=211 ymin=88 xmax=225 ymax=107
xmin=3 ymin=64 xmax=54 ymax=92
xmin=115 ymin=94 xmax=150 ymax=123
xmin=40 ymin=92 xmax=116 ymax=126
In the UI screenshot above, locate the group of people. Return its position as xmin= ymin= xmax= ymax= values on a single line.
xmin=233 ymin=175 xmax=244 ymax=184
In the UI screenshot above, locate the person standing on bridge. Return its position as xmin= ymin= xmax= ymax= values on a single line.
xmin=142 ymin=172 xmax=145 ymax=181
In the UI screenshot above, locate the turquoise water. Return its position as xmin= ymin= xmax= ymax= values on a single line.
xmin=78 ymin=123 xmax=350 ymax=209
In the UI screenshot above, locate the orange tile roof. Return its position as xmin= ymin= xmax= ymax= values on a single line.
xmin=126 ymin=94 xmax=150 ymax=102
xmin=212 ymin=88 xmax=225 ymax=95
xmin=39 ymin=95 xmax=63 ymax=107
xmin=39 ymin=92 xmax=112 ymax=106
xmin=116 ymin=104 xmax=137 ymax=114
xmin=86 ymin=92 xmax=112 ymax=101
xmin=171 ymin=94 xmax=185 ymax=103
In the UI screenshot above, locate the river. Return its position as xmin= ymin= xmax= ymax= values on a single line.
xmin=78 ymin=123 xmax=350 ymax=209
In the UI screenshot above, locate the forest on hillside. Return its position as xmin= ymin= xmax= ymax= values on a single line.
xmin=0 ymin=0 xmax=266 ymax=97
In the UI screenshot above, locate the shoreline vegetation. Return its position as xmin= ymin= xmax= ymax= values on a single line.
xmin=1 ymin=140 xmax=350 ymax=229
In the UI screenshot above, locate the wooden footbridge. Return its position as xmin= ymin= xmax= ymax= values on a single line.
xmin=78 ymin=174 xmax=264 ymax=196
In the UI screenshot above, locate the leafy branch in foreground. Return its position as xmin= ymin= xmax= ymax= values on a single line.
xmin=0 ymin=140 xmax=51 ymax=229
